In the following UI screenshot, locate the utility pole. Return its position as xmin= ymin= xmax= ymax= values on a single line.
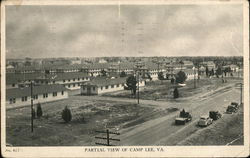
xmin=193 ymin=67 xmax=196 ymax=88
xmin=137 ymin=71 xmax=140 ymax=104
xmin=240 ymin=83 xmax=243 ymax=104
xmin=95 ymin=129 xmax=120 ymax=146
xmin=30 ymin=81 xmax=34 ymax=132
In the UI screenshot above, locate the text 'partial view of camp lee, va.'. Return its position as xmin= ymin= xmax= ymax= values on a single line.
xmin=4 ymin=4 xmax=245 ymax=147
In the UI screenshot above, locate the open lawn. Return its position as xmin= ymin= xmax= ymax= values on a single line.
xmin=102 ymin=77 xmax=242 ymax=101
xmin=6 ymin=97 xmax=178 ymax=146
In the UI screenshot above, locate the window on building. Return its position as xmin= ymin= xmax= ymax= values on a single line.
xmin=68 ymin=84 xmax=71 ymax=88
xmin=82 ymin=87 xmax=85 ymax=90
xmin=53 ymin=81 xmax=55 ymax=84
xmin=73 ymin=84 xmax=75 ymax=87
xmin=53 ymin=92 xmax=57 ymax=97
xmin=78 ymin=78 xmax=80 ymax=81
xmin=63 ymin=80 xmax=65 ymax=83
xmin=33 ymin=95 xmax=38 ymax=100
xmin=82 ymin=77 xmax=85 ymax=80
xmin=12 ymin=84 xmax=15 ymax=87
xmin=78 ymin=83 xmax=80 ymax=86
xmin=105 ymin=85 xmax=109 ymax=89
xmin=68 ymin=79 xmax=70 ymax=82
xmin=100 ymin=86 xmax=103 ymax=90
xmin=43 ymin=93 xmax=48 ymax=98
xmin=9 ymin=98 xmax=16 ymax=104
xmin=93 ymin=87 xmax=95 ymax=91
xmin=117 ymin=84 xmax=119 ymax=87
xmin=41 ymin=81 xmax=44 ymax=84
xmin=122 ymin=83 xmax=125 ymax=86
xmin=61 ymin=91 xmax=64 ymax=95
xmin=73 ymin=78 xmax=75 ymax=81
xmin=22 ymin=96 xmax=27 ymax=102
xmin=86 ymin=77 xmax=89 ymax=80
xmin=111 ymin=85 xmax=114 ymax=88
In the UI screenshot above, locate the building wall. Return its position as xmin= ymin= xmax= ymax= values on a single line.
xmin=186 ymin=73 xmax=198 ymax=80
xmin=81 ymin=85 xmax=98 ymax=95
xmin=6 ymin=84 xmax=18 ymax=89
xmin=98 ymin=84 xmax=125 ymax=94
xmin=81 ymin=80 xmax=145 ymax=95
xmin=6 ymin=91 xmax=68 ymax=109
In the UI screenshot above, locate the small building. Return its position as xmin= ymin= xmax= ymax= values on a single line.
xmin=81 ymin=77 xmax=145 ymax=95
xmin=6 ymin=84 xmax=68 ymax=109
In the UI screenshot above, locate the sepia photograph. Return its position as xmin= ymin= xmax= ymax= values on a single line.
xmin=1 ymin=0 xmax=249 ymax=157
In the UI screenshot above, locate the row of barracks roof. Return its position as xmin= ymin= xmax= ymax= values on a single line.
xmin=6 ymin=72 xmax=89 ymax=85
xmin=6 ymin=84 xmax=67 ymax=99
xmin=7 ymin=61 xmax=179 ymax=71
xmin=82 ymin=77 xmax=127 ymax=87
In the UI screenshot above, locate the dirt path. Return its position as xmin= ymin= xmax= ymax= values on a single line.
xmin=79 ymin=83 xmax=235 ymax=109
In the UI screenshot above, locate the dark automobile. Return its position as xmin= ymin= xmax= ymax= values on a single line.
xmin=209 ymin=111 xmax=222 ymax=120
xmin=175 ymin=109 xmax=192 ymax=125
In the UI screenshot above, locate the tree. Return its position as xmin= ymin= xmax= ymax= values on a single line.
xmin=175 ymin=71 xmax=187 ymax=84
xmin=205 ymin=66 xmax=209 ymax=77
xmin=126 ymin=75 xmax=137 ymax=96
xmin=100 ymin=69 xmax=107 ymax=77
xmin=173 ymin=88 xmax=179 ymax=98
xmin=211 ymin=69 xmax=214 ymax=76
xmin=120 ymin=71 xmax=126 ymax=77
xmin=171 ymin=78 xmax=175 ymax=84
xmin=36 ymin=103 xmax=43 ymax=118
xmin=62 ymin=106 xmax=72 ymax=123
xmin=158 ymin=72 xmax=164 ymax=80
xmin=216 ymin=66 xmax=222 ymax=77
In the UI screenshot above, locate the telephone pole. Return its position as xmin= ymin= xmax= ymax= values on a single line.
xmin=240 ymin=83 xmax=243 ymax=104
xmin=95 ymin=129 xmax=120 ymax=146
xmin=137 ymin=72 xmax=140 ymax=104
xmin=193 ymin=67 xmax=196 ymax=88
xmin=30 ymin=81 xmax=34 ymax=132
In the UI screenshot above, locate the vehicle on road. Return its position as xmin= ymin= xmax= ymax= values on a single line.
xmin=175 ymin=109 xmax=192 ymax=125
xmin=209 ymin=111 xmax=222 ymax=120
xmin=226 ymin=102 xmax=239 ymax=114
xmin=197 ymin=115 xmax=213 ymax=127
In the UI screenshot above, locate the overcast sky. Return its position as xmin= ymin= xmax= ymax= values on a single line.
xmin=6 ymin=4 xmax=243 ymax=58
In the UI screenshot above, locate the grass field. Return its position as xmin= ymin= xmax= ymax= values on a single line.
xmin=6 ymin=98 xmax=178 ymax=146
xmin=102 ymin=77 xmax=242 ymax=101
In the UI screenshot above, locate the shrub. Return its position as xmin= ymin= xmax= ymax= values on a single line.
xmin=32 ymin=108 xmax=36 ymax=119
xmin=62 ymin=106 xmax=72 ymax=123
xmin=173 ymin=88 xmax=179 ymax=98
xmin=175 ymin=71 xmax=187 ymax=84
xmin=36 ymin=103 xmax=43 ymax=118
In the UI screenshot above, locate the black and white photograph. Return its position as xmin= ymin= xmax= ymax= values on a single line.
xmin=1 ymin=0 xmax=249 ymax=157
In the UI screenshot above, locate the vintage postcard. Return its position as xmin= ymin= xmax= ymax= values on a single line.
xmin=1 ymin=0 xmax=249 ymax=157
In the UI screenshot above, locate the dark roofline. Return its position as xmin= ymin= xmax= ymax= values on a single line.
xmin=6 ymin=84 xmax=67 ymax=99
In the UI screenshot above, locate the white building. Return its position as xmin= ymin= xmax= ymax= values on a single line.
xmin=6 ymin=84 xmax=68 ymax=109
xmin=81 ymin=77 xmax=145 ymax=95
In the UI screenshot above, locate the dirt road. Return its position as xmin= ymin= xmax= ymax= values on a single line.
xmin=118 ymin=87 xmax=241 ymax=145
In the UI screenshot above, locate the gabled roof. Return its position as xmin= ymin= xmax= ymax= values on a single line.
xmin=6 ymin=73 xmax=43 ymax=84
xmin=36 ymin=72 xmax=90 ymax=81
xmin=6 ymin=84 xmax=67 ymax=99
xmin=83 ymin=77 xmax=127 ymax=87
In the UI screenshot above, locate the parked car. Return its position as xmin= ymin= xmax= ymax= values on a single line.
xmin=231 ymin=102 xmax=239 ymax=109
xmin=226 ymin=102 xmax=239 ymax=114
xmin=197 ymin=116 xmax=213 ymax=127
xmin=209 ymin=111 xmax=222 ymax=120
xmin=175 ymin=109 xmax=192 ymax=125
xmin=226 ymin=105 xmax=238 ymax=114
